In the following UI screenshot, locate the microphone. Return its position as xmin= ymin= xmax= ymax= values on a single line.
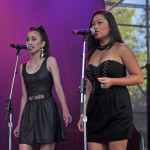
xmin=73 ymin=28 xmax=95 ymax=35
xmin=10 ymin=44 xmax=30 ymax=50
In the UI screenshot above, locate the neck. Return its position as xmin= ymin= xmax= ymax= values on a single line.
xmin=97 ymin=40 xmax=114 ymax=51
xmin=100 ymin=38 xmax=110 ymax=46
xmin=30 ymin=52 xmax=41 ymax=64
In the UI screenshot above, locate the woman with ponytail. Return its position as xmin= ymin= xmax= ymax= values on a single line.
xmin=14 ymin=25 xmax=72 ymax=150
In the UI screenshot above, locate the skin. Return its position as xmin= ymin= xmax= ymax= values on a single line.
xmin=77 ymin=14 xmax=143 ymax=150
xmin=14 ymin=31 xmax=72 ymax=150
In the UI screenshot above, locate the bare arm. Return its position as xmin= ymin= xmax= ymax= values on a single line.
xmin=47 ymin=57 xmax=72 ymax=126
xmin=14 ymin=64 xmax=27 ymax=137
xmin=85 ymin=79 xmax=92 ymax=111
xmin=79 ymin=79 xmax=92 ymax=115
xmin=77 ymin=78 xmax=92 ymax=132
xmin=98 ymin=44 xmax=143 ymax=88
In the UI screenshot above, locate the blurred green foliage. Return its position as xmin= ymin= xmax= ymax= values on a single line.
xmin=106 ymin=0 xmax=148 ymax=147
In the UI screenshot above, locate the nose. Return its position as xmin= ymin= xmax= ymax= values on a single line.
xmin=26 ymin=40 xmax=32 ymax=46
xmin=91 ymin=25 xmax=97 ymax=31
xmin=94 ymin=23 xmax=98 ymax=29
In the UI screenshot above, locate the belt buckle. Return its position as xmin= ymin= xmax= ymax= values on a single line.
xmin=29 ymin=94 xmax=44 ymax=100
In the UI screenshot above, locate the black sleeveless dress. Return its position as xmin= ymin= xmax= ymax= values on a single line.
xmin=86 ymin=60 xmax=133 ymax=143
xmin=19 ymin=57 xmax=66 ymax=145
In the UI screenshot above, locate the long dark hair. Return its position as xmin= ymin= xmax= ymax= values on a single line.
xmin=87 ymin=9 xmax=123 ymax=61
xmin=29 ymin=25 xmax=50 ymax=57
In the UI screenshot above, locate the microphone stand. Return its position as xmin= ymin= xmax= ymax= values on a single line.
xmin=5 ymin=48 xmax=21 ymax=150
xmin=80 ymin=35 xmax=87 ymax=150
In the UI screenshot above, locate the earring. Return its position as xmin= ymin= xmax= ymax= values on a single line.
xmin=40 ymin=47 xmax=44 ymax=58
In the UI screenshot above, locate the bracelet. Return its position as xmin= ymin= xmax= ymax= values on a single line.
xmin=80 ymin=114 xmax=84 ymax=118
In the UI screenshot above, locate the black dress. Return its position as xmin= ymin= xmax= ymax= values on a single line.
xmin=86 ymin=60 xmax=133 ymax=143
xmin=19 ymin=57 xmax=66 ymax=145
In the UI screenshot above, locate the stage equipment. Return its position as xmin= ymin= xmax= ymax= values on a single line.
xmin=5 ymin=44 xmax=28 ymax=150
xmin=73 ymin=28 xmax=95 ymax=150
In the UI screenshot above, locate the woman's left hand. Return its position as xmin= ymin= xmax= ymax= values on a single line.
xmin=97 ymin=77 xmax=113 ymax=89
xmin=63 ymin=110 xmax=72 ymax=127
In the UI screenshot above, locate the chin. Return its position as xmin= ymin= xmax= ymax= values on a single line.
xmin=93 ymin=35 xmax=100 ymax=39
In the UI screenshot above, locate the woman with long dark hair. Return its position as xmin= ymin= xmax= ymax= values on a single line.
xmin=77 ymin=9 xmax=143 ymax=150
xmin=14 ymin=25 xmax=72 ymax=150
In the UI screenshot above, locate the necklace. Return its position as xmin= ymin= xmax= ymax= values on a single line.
xmin=97 ymin=42 xmax=114 ymax=51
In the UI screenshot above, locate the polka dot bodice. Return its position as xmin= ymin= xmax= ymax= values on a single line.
xmin=86 ymin=60 xmax=126 ymax=94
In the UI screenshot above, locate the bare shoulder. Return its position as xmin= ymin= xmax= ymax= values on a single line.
xmin=47 ymin=56 xmax=57 ymax=65
xmin=19 ymin=63 xmax=24 ymax=71
xmin=19 ymin=60 xmax=29 ymax=70
xmin=115 ymin=42 xmax=133 ymax=56
xmin=19 ymin=63 xmax=24 ymax=76
xmin=115 ymin=43 xmax=139 ymax=68
xmin=20 ymin=63 xmax=23 ymax=67
xmin=47 ymin=56 xmax=58 ymax=72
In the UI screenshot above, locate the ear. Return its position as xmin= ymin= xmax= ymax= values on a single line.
xmin=41 ymin=41 xmax=45 ymax=48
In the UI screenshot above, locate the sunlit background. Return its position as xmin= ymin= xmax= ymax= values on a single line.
xmin=105 ymin=1 xmax=150 ymax=150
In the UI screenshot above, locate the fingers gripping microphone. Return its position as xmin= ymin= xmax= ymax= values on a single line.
xmin=10 ymin=44 xmax=30 ymax=50
xmin=73 ymin=28 xmax=95 ymax=35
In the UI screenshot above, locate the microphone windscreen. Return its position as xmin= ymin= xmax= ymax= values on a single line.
xmin=90 ymin=28 xmax=95 ymax=35
xmin=73 ymin=30 xmax=77 ymax=34
xmin=26 ymin=45 xmax=30 ymax=50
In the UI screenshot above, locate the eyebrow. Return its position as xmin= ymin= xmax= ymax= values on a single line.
xmin=92 ymin=19 xmax=102 ymax=22
xmin=26 ymin=36 xmax=37 ymax=38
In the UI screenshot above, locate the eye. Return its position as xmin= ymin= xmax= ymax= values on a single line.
xmin=26 ymin=37 xmax=29 ymax=42
xmin=91 ymin=22 xmax=95 ymax=26
xmin=32 ymin=37 xmax=37 ymax=41
xmin=98 ymin=21 xmax=102 ymax=24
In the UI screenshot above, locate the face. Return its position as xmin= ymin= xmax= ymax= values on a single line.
xmin=91 ymin=14 xmax=110 ymax=41
xmin=26 ymin=31 xmax=45 ymax=54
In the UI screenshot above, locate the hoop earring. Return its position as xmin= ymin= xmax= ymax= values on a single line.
xmin=40 ymin=47 xmax=44 ymax=58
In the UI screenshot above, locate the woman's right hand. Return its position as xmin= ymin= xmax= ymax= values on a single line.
xmin=77 ymin=117 xmax=84 ymax=132
xmin=14 ymin=125 xmax=20 ymax=137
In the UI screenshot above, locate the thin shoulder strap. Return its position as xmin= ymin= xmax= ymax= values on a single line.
xmin=22 ymin=63 xmax=27 ymax=77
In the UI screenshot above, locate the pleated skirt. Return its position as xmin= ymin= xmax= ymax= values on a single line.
xmin=19 ymin=97 xmax=66 ymax=145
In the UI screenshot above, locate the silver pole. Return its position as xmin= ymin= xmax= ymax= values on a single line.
xmin=145 ymin=0 xmax=150 ymax=149
xmin=146 ymin=0 xmax=150 ymax=63
xmin=5 ymin=51 xmax=20 ymax=150
xmin=9 ymin=114 xmax=13 ymax=150
xmin=83 ymin=94 xmax=87 ymax=150
xmin=80 ymin=35 xmax=87 ymax=150
xmin=107 ymin=0 xmax=124 ymax=11
xmin=8 ymin=54 xmax=19 ymax=150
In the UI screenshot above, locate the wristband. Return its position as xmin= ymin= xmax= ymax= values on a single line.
xmin=80 ymin=114 xmax=84 ymax=118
